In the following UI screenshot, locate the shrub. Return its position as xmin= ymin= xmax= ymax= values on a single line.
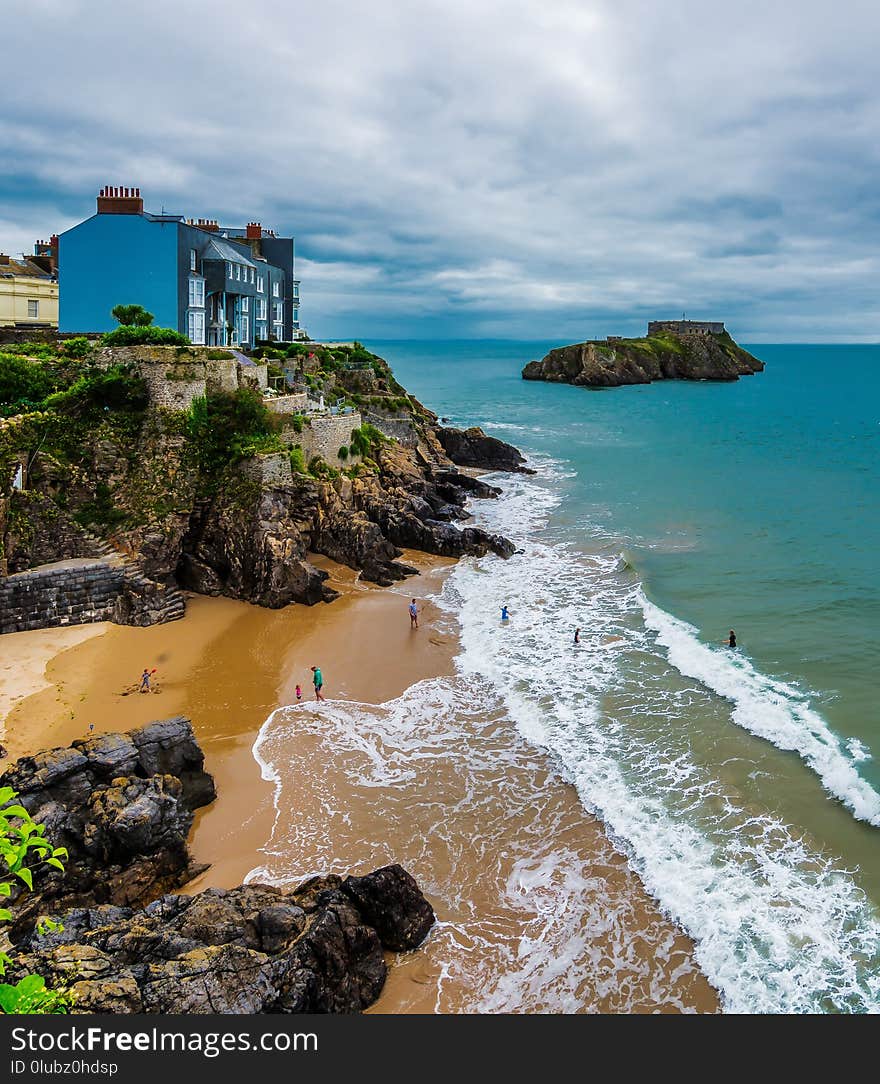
xmin=205 ymin=349 xmax=234 ymax=361
xmin=289 ymin=446 xmax=306 ymax=474
xmin=0 ymin=353 xmax=57 ymax=416
xmin=187 ymin=388 xmax=283 ymax=474
xmin=0 ymin=785 xmax=72 ymax=1015
xmin=111 ymin=304 xmax=154 ymax=327
xmin=101 ymin=326 xmax=189 ymax=347
xmin=289 ymin=413 xmax=304 ymax=435
xmin=60 ymin=337 xmax=92 ymax=360
xmin=338 ymin=445 xmax=349 ymax=460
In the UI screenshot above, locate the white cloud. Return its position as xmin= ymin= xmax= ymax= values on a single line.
xmin=2 ymin=0 xmax=879 ymax=339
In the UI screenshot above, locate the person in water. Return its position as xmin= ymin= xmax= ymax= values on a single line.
xmin=727 ymin=630 xmax=737 ymax=648
xmin=409 ymin=599 xmax=419 ymax=629
xmin=574 ymin=627 xmax=580 ymax=644
xmin=311 ymin=665 xmax=325 ymax=701
xmin=501 ymin=605 xmax=510 ymax=621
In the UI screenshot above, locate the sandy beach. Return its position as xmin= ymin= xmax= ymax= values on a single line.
xmin=1 ymin=551 xmax=718 ymax=1013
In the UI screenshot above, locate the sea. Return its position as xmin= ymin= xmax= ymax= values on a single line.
xmin=252 ymin=340 xmax=880 ymax=1013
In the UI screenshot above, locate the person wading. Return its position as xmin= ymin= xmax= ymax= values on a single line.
xmin=311 ymin=665 xmax=325 ymax=701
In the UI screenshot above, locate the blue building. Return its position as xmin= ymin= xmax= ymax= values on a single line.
xmin=58 ymin=187 xmax=304 ymax=346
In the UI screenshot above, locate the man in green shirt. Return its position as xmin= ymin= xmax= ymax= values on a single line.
xmin=311 ymin=665 xmax=325 ymax=701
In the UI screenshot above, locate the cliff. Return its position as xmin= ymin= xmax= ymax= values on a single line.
xmin=1 ymin=340 xmax=523 ymax=611
xmin=1 ymin=721 xmax=435 ymax=1013
xmin=522 ymin=329 xmax=764 ymax=388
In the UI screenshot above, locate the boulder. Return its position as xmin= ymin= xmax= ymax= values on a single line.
xmin=436 ymin=426 xmax=531 ymax=473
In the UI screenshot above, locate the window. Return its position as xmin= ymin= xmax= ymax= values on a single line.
xmin=226 ymin=261 xmax=232 ymax=278
xmin=241 ymin=315 xmax=249 ymax=342
xmin=250 ymin=268 xmax=254 ymax=283
xmin=272 ymin=281 xmax=279 ymax=297
xmin=273 ymin=322 xmax=283 ymax=341
xmin=257 ymin=275 xmax=264 ymax=293
xmin=188 ymin=277 xmax=205 ymax=307
xmin=27 ymin=299 xmax=39 ymax=318
xmin=241 ymin=296 xmax=249 ymax=312
xmin=274 ymin=301 xmax=283 ymax=322
xmin=187 ymin=311 xmax=205 ymax=345
xmin=236 ymin=265 xmax=241 ymax=280
xmin=257 ymin=298 xmax=266 ymax=320
xmin=190 ymin=249 xmax=197 ymax=271
xmin=257 ymin=323 xmax=266 ymax=340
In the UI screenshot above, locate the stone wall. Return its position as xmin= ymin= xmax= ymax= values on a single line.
xmin=647 ymin=320 xmax=725 ymax=336
xmin=238 ymin=362 xmax=268 ymax=391
xmin=363 ymin=410 xmax=418 ymax=449
xmin=265 ymin=392 xmax=308 ymax=415
xmin=0 ymin=561 xmax=184 ymax=634
xmin=238 ymin=452 xmax=293 ymax=488
xmin=204 ymin=357 xmax=238 ymax=394
xmin=299 ymin=412 xmax=362 ymax=466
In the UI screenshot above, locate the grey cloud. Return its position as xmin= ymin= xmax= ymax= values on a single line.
xmin=1 ymin=0 xmax=879 ymax=340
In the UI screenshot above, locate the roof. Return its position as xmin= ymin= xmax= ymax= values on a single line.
xmin=202 ymin=237 xmax=257 ymax=268
xmin=0 ymin=256 xmax=54 ymax=280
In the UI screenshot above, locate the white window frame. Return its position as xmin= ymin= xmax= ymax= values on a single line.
xmin=273 ymin=321 xmax=283 ymax=340
xmin=27 ymin=299 xmax=39 ymax=318
xmin=272 ymin=281 xmax=279 ymax=297
xmin=241 ymin=315 xmax=249 ymax=342
xmin=250 ymin=268 xmax=254 ymax=283
xmin=190 ymin=248 xmax=197 ymax=271
xmin=188 ymin=310 xmax=205 ymax=345
xmin=188 ymin=277 xmax=205 ymax=308
xmin=237 ymin=265 xmax=243 ymax=280
xmin=241 ymin=296 xmax=249 ymax=312
xmin=257 ymin=275 xmax=264 ymax=293
xmin=257 ymin=298 xmax=266 ymax=320
xmin=226 ymin=261 xmax=232 ymax=279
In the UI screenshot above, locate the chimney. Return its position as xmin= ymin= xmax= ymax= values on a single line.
xmin=49 ymin=234 xmax=59 ymax=274
xmin=197 ymin=218 xmax=219 ymax=232
xmin=96 ymin=185 xmax=144 ymax=215
xmin=246 ymin=222 xmax=262 ymax=239
xmin=0 ymin=253 xmax=9 ymax=265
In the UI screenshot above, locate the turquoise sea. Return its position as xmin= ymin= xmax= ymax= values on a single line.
xmin=357 ymin=339 xmax=880 ymax=1011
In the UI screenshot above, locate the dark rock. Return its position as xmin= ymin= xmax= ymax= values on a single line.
xmin=436 ymin=426 xmax=531 ymax=473
xmin=0 ymin=718 xmax=215 ymax=933
xmin=10 ymin=872 xmax=434 ymax=1014
xmin=342 ymin=864 xmax=436 ymax=951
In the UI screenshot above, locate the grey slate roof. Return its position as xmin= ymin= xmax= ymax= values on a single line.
xmin=202 ymin=237 xmax=257 ymax=267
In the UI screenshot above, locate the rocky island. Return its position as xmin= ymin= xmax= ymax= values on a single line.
xmin=522 ymin=320 xmax=764 ymax=388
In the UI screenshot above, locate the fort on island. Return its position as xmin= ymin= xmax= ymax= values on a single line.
xmin=646 ymin=319 xmax=725 ymax=336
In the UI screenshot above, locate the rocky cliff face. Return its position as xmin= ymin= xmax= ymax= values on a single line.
xmin=522 ymin=330 xmax=764 ymax=388
xmin=2 ymin=346 xmax=525 ymax=610
xmin=2 ymin=722 xmax=436 ymax=1014
xmin=0 ymin=717 xmax=215 ymax=935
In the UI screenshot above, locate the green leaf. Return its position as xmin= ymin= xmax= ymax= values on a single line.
xmin=0 ymin=908 xmax=12 ymax=922
xmin=45 ymin=858 xmax=65 ymax=872
xmin=15 ymin=974 xmax=46 ymax=996
xmin=0 ymin=882 xmax=10 ymax=896
xmin=0 ymin=985 xmax=19 ymax=1013
xmin=0 ymin=805 xmax=29 ymax=821
xmin=15 ymin=867 xmax=33 ymax=891
xmin=0 ymin=787 xmax=16 ymax=806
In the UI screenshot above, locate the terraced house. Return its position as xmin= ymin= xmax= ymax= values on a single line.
xmin=58 ymin=187 xmax=304 ymax=346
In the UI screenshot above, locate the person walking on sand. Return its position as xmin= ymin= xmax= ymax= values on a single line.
xmin=139 ymin=668 xmax=152 ymax=693
xmin=311 ymin=666 xmax=325 ymax=701
xmin=409 ymin=599 xmax=419 ymax=629
xmin=295 ymin=683 xmax=302 ymax=703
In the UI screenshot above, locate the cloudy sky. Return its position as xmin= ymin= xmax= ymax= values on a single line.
xmin=3 ymin=0 xmax=879 ymax=341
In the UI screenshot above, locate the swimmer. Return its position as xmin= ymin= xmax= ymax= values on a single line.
xmin=500 ymin=605 xmax=510 ymax=621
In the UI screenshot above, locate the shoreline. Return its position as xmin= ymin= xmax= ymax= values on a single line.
xmin=3 ymin=550 xmax=719 ymax=1013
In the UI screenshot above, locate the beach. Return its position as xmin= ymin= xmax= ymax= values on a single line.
xmin=1 ymin=545 xmax=718 ymax=1013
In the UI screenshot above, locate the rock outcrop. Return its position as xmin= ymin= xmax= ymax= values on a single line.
xmin=0 ymin=717 xmax=215 ymax=934
xmin=522 ymin=330 xmax=764 ymax=388
xmin=436 ymin=426 xmax=532 ymax=473
xmin=2 ymin=722 xmax=436 ymax=1014
xmin=10 ymin=866 xmax=435 ymax=1014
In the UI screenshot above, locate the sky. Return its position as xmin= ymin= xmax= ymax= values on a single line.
xmin=3 ymin=0 xmax=879 ymax=341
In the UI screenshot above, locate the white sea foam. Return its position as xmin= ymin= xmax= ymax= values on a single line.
xmin=449 ymin=466 xmax=880 ymax=1012
xmin=639 ymin=595 xmax=880 ymax=826
xmin=250 ymin=460 xmax=880 ymax=1013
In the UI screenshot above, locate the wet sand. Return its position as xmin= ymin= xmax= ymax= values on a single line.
xmin=3 ymin=552 xmax=719 ymax=1013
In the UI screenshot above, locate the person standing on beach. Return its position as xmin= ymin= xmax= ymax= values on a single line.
xmin=311 ymin=666 xmax=325 ymax=701
xmin=139 ymin=668 xmax=152 ymax=693
xmin=295 ymin=684 xmax=302 ymax=703
xmin=409 ymin=599 xmax=419 ymax=629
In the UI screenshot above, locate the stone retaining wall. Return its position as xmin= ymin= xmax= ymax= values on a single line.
xmin=265 ymin=392 xmax=308 ymax=415
xmin=238 ymin=452 xmax=293 ymax=488
xmin=0 ymin=562 xmax=183 ymax=634
xmin=299 ymin=412 xmax=362 ymax=466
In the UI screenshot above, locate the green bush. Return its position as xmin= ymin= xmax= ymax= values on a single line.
xmin=289 ymin=446 xmax=306 ymax=474
xmin=338 ymin=445 xmax=349 ymax=460
xmin=205 ymin=349 xmax=234 ymax=361
xmin=289 ymin=413 xmax=304 ymax=435
xmin=0 ymin=784 xmax=72 ymax=1015
xmin=0 ymin=353 xmax=57 ymax=416
xmin=60 ymin=337 xmax=92 ymax=360
xmin=187 ymin=388 xmax=283 ymax=474
xmin=43 ymin=367 xmax=149 ymax=416
xmin=101 ymin=326 xmax=190 ymax=347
